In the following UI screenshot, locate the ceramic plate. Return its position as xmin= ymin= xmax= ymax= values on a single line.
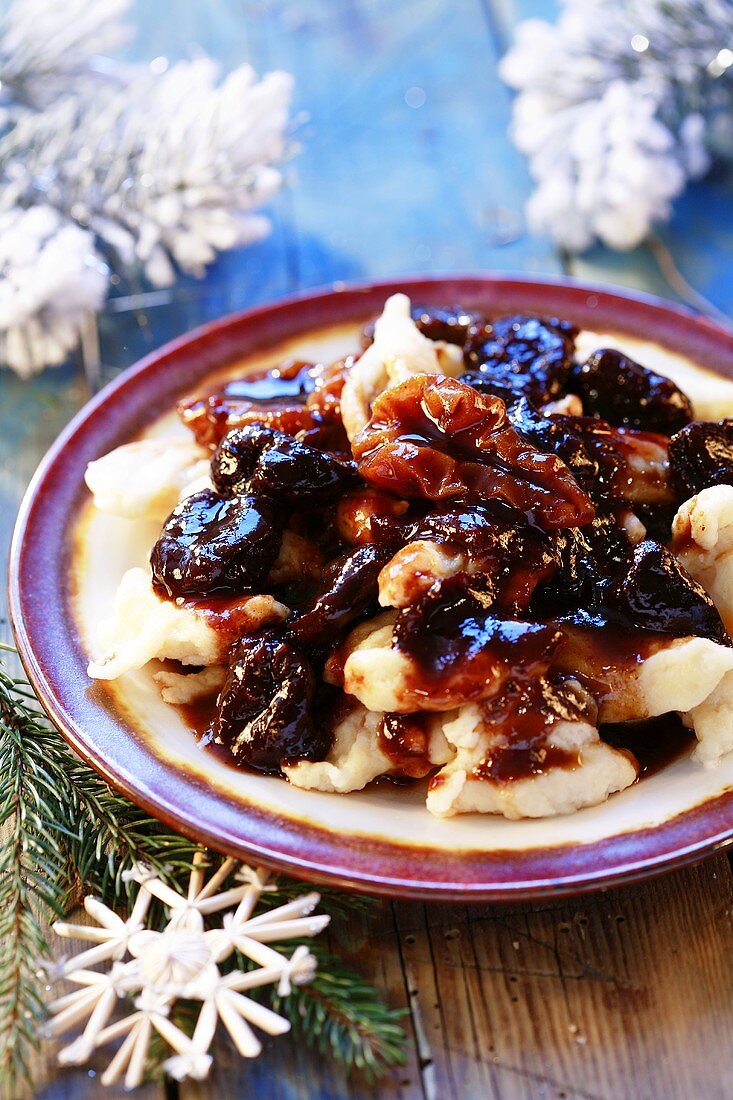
xmin=10 ymin=276 xmax=733 ymax=900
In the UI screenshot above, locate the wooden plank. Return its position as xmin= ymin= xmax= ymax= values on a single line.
xmin=394 ymin=856 xmax=733 ymax=1100
xmin=182 ymin=897 xmax=423 ymax=1100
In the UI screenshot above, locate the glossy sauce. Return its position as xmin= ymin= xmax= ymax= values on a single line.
xmin=179 ymin=360 xmax=321 ymax=447
xmin=474 ymin=740 xmax=578 ymax=783
xmin=183 ymin=592 xmax=284 ymax=636
xmin=393 ymin=574 xmax=562 ymax=707
xmin=471 ymin=676 xmax=587 ymax=784
xmin=602 ymin=715 xmax=694 ymax=778
xmin=555 ymin=622 xmax=667 ymax=699
xmin=378 ymin=712 xmax=435 ymax=778
xmin=150 ymin=490 xmax=282 ymax=599
xmin=178 ymin=689 xmax=237 ymax=767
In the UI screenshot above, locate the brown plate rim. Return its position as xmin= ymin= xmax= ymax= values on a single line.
xmin=9 ymin=273 xmax=733 ymax=901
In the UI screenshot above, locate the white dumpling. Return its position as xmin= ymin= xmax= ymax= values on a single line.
xmin=85 ymin=439 xmax=210 ymax=522
xmin=672 ymin=485 xmax=733 ymax=634
xmin=284 ymin=705 xmax=452 ymax=794
xmin=426 ymin=704 xmax=637 ymax=819
xmin=87 ymin=568 xmax=227 ymax=679
xmin=340 ymin=293 xmax=463 ymax=440
xmin=378 ymin=540 xmax=466 ymax=609
xmin=337 ymin=612 xmax=414 ymax=712
xmin=88 ymin=568 xmax=288 ymax=680
xmin=153 ymin=665 xmax=226 ymax=705
xmin=587 ymin=635 xmax=733 ymax=767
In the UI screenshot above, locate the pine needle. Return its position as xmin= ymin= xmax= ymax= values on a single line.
xmin=271 ymin=943 xmax=408 ymax=1080
xmin=0 ymin=667 xmax=65 ymax=1091
xmin=0 ymin=650 xmax=410 ymax=1094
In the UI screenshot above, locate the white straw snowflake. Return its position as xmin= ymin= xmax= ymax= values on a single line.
xmin=41 ymin=852 xmax=330 ymax=1090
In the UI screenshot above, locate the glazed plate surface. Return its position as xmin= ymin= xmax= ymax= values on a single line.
xmin=10 ymin=276 xmax=733 ymax=899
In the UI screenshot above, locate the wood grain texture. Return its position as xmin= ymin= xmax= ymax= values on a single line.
xmin=394 ymin=856 xmax=733 ymax=1100
xmin=5 ymin=0 xmax=733 ymax=1097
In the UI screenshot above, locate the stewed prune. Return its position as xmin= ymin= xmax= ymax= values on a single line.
xmin=508 ymin=398 xmax=615 ymax=494
xmin=534 ymin=512 xmax=631 ymax=623
xmin=353 ymin=374 xmax=594 ymax=530
xmin=212 ymin=424 xmax=358 ymax=504
xmin=288 ymin=543 xmax=392 ymax=649
xmin=412 ymin=305 xmax=483 ymax=345
xmin=213 ymin=634 xmax=329 ymax=772
xmin=393 ymin=573 xmax=563 ymax=701
xmin=508 ymin=398 xmax=673 ymax=507
xmin=211 ymin=425 xmax=278 ymax=495
xmin=249 ymin=434 xmax=359 ymax=503
xmin=570 ymin=349 xmax=692 ymax=434
xmin=401 ymin=503 xmax=558 ymax=613
xmin=669 ymin=420 xmax=733 ymax=497
xmin=151 ymin=489 xmax=282 ymax=598
xmin=463 ymin=314 xmax=576 ymax=406
xmin=609 ymin=540 xmax=729 ymax=644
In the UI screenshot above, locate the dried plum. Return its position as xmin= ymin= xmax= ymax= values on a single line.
xmin=288 ymin=543 xmax=392 ymax=649
xmin=463 ymin=314 xmax=576 ymax=405
xmin=353 ymin=374 xmax=594 ymax=530
xmin=361 ymin=305 xmax=482 ymax=349
xmin=533 ymin=512 xmax=631 ymax=622
xmin=212 ymin=424 xmax=358 ymax=504
xmin=401 ymin=503 xmax=558 ymax=613
xmin=150 ymin=489 xmax=282 ymax=598
xmin=213 ymin=634 xmax=329 ymax=772
xmin=412 ymin=305 xmax=483 ymax=345
xmin=249 ymin=434 xmax=359 ymax=503
xmin=508 ymin=398 xmax=614 ymax=493
xmin=609 ymin=540 xmax=729 ymax=644
xmin=669 ymin=420 xmax=733 ymax=497
xmin=211 ymin=425 xmax=279 ymax=495
xmin=508 ymin=398 xmax=673 ymax=507
xmin=570 ymin=348 xmax=692 ymax=433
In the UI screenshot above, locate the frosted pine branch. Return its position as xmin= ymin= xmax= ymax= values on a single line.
xmin=501 ymin=0 xmax=733 ymax=252
xmin=0 ymin=206 xmax=107 ymax=377
xmin=0 ymin=60 xmax=294 ymax=287
xmin=0 ymin=0 xmax=294 ymax=376
xmin=0 ymin=0 xmax=132 ymax=118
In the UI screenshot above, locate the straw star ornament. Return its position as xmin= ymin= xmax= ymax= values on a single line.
xmin=41 ymin=852 xmax=330 ymax=1089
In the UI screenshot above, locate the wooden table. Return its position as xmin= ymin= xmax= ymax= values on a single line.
xmin=2 ymin=2 xmax=733 ymax=1097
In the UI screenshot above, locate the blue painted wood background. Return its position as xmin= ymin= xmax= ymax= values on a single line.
xmin=4 ymin=3 xmax=733 ymax=1098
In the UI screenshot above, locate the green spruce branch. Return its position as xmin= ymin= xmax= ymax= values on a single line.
xmin=272 ymin=943 xmax=408 ymax=1080
xmin=0 ymin=648 xmax=408 ymax=1095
